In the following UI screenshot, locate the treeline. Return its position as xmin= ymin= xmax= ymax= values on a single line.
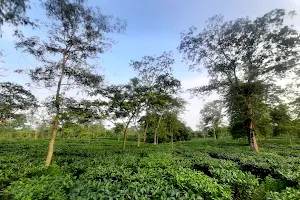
xmin=198 ymin=101 xmax=300 ymax=141
xmin=1 ymin=0 xmax=300 ymax=166
xmin=0 ymin=111 xmax=195 ymax=143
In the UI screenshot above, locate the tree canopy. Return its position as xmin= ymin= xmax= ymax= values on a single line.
xmin=179 ymin=9 xmax=300 ymax=151
xmin=0 ymin=0 xmax=33 ymax=31
xmin=15 ymin=0 xmax=126 ymax=165
xmin=0 ymin=82 xmax=37 ymax=125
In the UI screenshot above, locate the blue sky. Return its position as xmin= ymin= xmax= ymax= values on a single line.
xmin=1 ymin=0 xmax=300 ymax=129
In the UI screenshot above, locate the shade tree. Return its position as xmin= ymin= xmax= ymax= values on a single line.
xmin=199 ymin=100 xmax=224 ymax=140
xmin=130 ymin=52 xmax=177 ymax=143
xmin=179 ymin=9 xmax=300 ymax=151
xmin=16 ymin=0 xmax=125 ymax=165
xmin=103 ymin=78 xmax=148 ymax=149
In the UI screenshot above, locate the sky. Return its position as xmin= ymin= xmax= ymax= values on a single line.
xmin=1 ymin=0 xmax=300 ymax=130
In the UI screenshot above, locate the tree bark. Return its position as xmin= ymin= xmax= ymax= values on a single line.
xmin=123 ymin=116 xmax=134 ymax=150
xmin=143 ymin=122 xmax=148 ymax=144
xmin=247 ymin=101 xmax=258 ymax=152
xmin=171 ymin=133 xmax=174 ymax=149
xmin=45 ymin=114 xmax=59 ymax=166
xmin=34 ymin=122 xmax=39 ymax=140
xmin=122 ymin=127 xmax=128 ymax=150
xmin=154 ymin=112 xmax=163 ymax=145
xmin=34 ymin=129 xmax=38 ymax=140
xmin=0 ymin=118 xmax=5 ymax=126
xmin=170 ymin=124 xmax=173 ymax=149
xmin=45 ymin=58 xmax=65 ymax=166
xmin=137 ymin=132 xmax=140 ymax=147
xmin=213 ymin=127 xmax=217 ymax=140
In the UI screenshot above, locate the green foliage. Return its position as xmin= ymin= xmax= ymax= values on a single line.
xmin=2 ymin=5 xmax=300 ymax=199
xmin=141 ymin=111 xmax=193 ymax=143
xmin=58 ymin=123 xmax=109 ymax=139
xmin=179 ymin=9 xmax=300 ymax=148
xmin=113 ymin=123 xmax=124 ymax=136
xmin=0 ymin=82 xmax=37 ymax=126
xmin=59 ymin=122 xmax=83 ymax=138
xmin=6 ymin=169 xmax=73 ymax=200
xmin=36 ymin=123 xmax=52 ymax=138
xmin=15 ymin=0 xmax=125 ymax=138
xmin=199 ymin=100 xmax=224 ymax=139
xmin=270 ymin=104 xmax=293 ymax=136
xmin=267 ymin=187 xmax=300 ymax=200
xmin=1 ymin=138 xmax=300 ymax=199
xmin=104 ymin=78 xmax=148 ymax=121
xmin=0 ymin=0 xmax=34 ymax=32
xmin=227 ymin=82 xmax=273 ymax=139
xmin=201 ymin=126 xmax=230 ymax=139
xmin=179 ymin=9 xmax=300 ymax=91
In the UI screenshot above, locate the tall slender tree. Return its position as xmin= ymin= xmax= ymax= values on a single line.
xmin=130 ymin=52 xmax=175 ymax=142
xmin=16 ymin=0 xmax=125 ymax=165
xmin=179 ymin=9 xmax=300 ymax=152
xmin=104 ymin=78 xmax=148 ymax=149
xmin=131 ymin=53 xmax=183 ymax=144
xmin=200 ymin=100 xmax=224 ymax=140
xmin=150 ymin=74 xmax=182 ymax=144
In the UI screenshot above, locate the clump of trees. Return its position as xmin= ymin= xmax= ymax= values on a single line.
xmin=140 ymin=111 xmax=193 ymax=144
xmin=101 ymin=52 xmax=189 ymax=149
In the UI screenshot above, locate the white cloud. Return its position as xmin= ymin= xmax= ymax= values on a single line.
xmin=179 ymin=74 xmax=219 ymax=130
xmin=285 ymin=0 xmax=300 ymax=7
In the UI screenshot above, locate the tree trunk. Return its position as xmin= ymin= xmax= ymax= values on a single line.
xmin=123 ymin=117 xmax=133 ymax=150
xmin=45 ymin=60 xmax=65 ymax=166
xmin=247 ymin=101 xmax=258 ymax=152
xmin=122 ymin=127 xmax=128 ymax=150
xmin=171 ymin=134 xmax=173 ymax=149
xmin=0 ymin=118 xmax=4 ymax=126
xmin=45 ymin=115 xmax=59 ymax=166
xmin=170 ymin=124 xmax=173 ymax=149
xmin=213 ymin=127 xmax=217 ymax=140
xmin=137 ymin=132 xmax=140 ymax=147
xmin=154 ymin=112 xmax=163 ymax=145
xmin=143 ymin=122 xmax=148 ymax=144
xmin=34 ymin=122 xmax=39 ymax=140
xmin=34 ymin=129 xmax=38 ymax=140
